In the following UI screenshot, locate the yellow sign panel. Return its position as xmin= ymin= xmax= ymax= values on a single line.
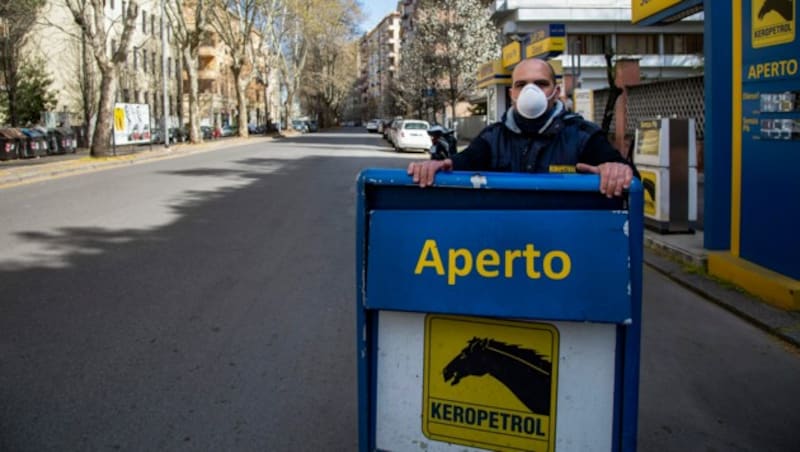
xmin=637 ymin=120 xmax=662 ymax=156
xmin=631 ymin=0 xmax=682 ymax=23
xmin=502 ymin=41 xmax=522 ymax=69
xmin=114 ymin=107 xmax=125 ymax=132
xmin=526 ymin=37 xmax=566 ymax=59
xmin=477 ymin=59 xmax=512 ymax=88
xmin=422 ymin=315 xmax=559 ymax=452
xmin=751 ymin=0 xmax=795 ymax=48
xmin=640 ymin=168 xmax=658 ymax=217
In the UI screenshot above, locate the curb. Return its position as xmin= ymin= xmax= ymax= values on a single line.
xmin=644 ymin=248 xmax=800 ymax=349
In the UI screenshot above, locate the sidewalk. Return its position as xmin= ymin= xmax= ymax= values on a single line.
xmin=0 ymin=135 xmax=271 ymax=188
xmin=3 ymin=140 xmax=799 ymax=348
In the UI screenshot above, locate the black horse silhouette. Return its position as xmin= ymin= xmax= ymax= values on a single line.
xmin=758 ymin=0 xmax=793 ymax=21
xmin=443 ymin=337 xmax=552 ymax=416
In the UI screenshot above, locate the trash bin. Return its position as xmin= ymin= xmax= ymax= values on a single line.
xmin=44 ymin=127 xmax=61 ymax=155
xmin=4 ymin=128 xmax=33 ymax=158
xmin=60 ymin=127 xmax=77 ymax=153
xmin=21 ymin=128 xmax=49 ymax=157
xmin=0 ymin=128 xmax=19 ymax=161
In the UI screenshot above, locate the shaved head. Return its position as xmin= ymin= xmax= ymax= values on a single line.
xmin=512 ymin=58 xmax=556 ymax=84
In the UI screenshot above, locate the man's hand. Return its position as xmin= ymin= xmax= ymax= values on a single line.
xmin=576 ymin=162 xmax=633 ymax=198
xmin=407 ymin=159 xmax=453 ymax=187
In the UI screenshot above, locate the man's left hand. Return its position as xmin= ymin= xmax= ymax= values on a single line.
xmin=576 ymin=162 xmax=633 ymax=198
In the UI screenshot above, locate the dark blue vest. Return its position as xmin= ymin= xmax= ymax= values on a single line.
xmin=481 ymin=111 xmax=601 ymax=173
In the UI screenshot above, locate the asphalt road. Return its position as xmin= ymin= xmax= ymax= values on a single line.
xmin=0 ymin=128 xmax=798 ymax=451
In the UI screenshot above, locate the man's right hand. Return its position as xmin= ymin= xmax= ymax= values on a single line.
xmin=407 ymin=159 xmax=453 ymax=187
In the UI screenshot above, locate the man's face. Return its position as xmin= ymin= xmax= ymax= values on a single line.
xmin=509 ymin=60 xmax=559 ymax=109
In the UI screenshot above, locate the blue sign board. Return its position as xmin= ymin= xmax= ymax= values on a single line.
xmin=356 ymin=169 xmax=643 ymax=451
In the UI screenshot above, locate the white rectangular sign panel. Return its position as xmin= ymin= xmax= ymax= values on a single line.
xmin=113 ymin=103 xmax=151 ymax=145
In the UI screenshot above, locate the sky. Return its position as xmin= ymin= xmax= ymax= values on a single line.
xmin=360 ymin=0 xmax=399 ymax=33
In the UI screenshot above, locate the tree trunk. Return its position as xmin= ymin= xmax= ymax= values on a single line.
xmin=91 ymin=69 xmax=117 ymax=157
xmin=600 ymin=53 xmax=622 ymax=137
xmin=236 ymin=78 xmax=249 ymax=137
xmin=81 ymin=29 xmax=96 ymax=148
xmin=232 ymin=66 xmax=249 ymax=137
xmin=183 ymin=48 xmax=201 ymax=143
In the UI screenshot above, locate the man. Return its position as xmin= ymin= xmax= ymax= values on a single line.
xmin=407 ymin=58 xmax=635 ymax=198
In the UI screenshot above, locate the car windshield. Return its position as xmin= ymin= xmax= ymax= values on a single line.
xmin=403 ymin=122 xmax=428 ymax=130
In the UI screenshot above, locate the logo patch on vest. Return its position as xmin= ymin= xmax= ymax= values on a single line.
xmin=548 ymin=165 xmax=576 ymax=173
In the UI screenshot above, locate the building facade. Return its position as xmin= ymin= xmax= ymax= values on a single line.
xmin=29 ymin=0 xmax=181 ymax=128
xmin=358 ymin=11 xmax=401 ymax=119
xmin=489 ymin=0 xmax=704 ymax=91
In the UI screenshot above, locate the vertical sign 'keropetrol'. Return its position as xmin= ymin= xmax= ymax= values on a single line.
xmin=752 ymin=0 xmax=795 ymax=48
xmin=423 ymin=315 xmax=559 ymax=451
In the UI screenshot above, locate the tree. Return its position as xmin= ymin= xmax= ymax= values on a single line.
xmin=299 ymin=0 xmax=362 ymax=127
xmin=600 ymin=41 xmax=622 ymax=137
xmin=0 ymin=0 xmax=45 ymax=126
xmin=269 ymin=0 xmax=339 ymax=131
xmin=209 ymin=0 xmax=261 ymax=138
xmin=411 ymin=0 xmax=499 ymax=123
xmin=394 ymin=33 xmax=434 ymax=119
xmin=64 ymin=0 xmax=139 ymax=157
xmin=165 ymin=0 xmax=210 ymax=144
xmin=1 ymin=57 xmax=57 ymax=125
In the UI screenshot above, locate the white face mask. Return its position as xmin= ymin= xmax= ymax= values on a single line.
xmin=515 ymin=83 xmax=557 ymax=119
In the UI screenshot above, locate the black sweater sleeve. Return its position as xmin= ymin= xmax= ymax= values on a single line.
xmin=579 ymin=133 xmax=639 ymax=178
xmin=450 ymin=134 xmax=492 ymax=171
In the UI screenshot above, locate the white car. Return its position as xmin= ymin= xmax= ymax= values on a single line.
xmin=365 ymin=119 xmax=381 ymax=133
xmin=392 ymin=120 xmax=431 ymax=152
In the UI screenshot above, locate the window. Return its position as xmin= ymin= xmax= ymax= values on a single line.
xmin=616 ymin=34 xmax=659 ymax=55
xmin=142 ymin=49 xmax=147 ymax=72
xmin=151 ymin=14 xmax=156 ymax=36
xmin=567 ymin=34 xmax=607 ymax=54
xmin=123 ymin=89 xmax=130 ymax=103
xmin=152 ymin=52 xmax=156 ymax=75
xmin=111 ymin=39 xmax=116 ymax=56
xmin=142 ymin=10 xmax=147 ymax=34
xmin=133 ymin=49 xmax=138 ymax=70
xmin=664 ymin=34 xmax=704 ymax=54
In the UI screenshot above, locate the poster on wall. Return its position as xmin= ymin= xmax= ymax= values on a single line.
xmin=572 ymin=88 xmax=594 ymax=120
xmin=113 ymin=103 xmax=151 ymax=145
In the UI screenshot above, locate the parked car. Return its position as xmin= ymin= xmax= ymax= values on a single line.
xmin=220 ymin=125 xmax=236 ymax=137
xmin=383 ymin=118 xmax=399 ymax=141
xmin=200 ymin=125 xmax=215 ymax=139
xmin=392 ymin=119 xmax=431 ymax=152
xmin=305 ymin=120 xmax=319 ymax=132
xmin=365 ymin=118 xmax=381 ymax=133
xmin=291 ymin=119 xmax=309 ymax=133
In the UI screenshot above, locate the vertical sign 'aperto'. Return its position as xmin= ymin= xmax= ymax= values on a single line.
xmin=422 ymin=315 xmax=559 ymax=452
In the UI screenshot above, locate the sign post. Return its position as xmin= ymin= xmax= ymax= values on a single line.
xmin=356 ymin=169 xmax=643 ymax=451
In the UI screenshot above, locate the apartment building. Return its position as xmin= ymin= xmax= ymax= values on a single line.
xmin=27 ymin=1 xmax=273 ymax=131
xmin=358 ymin=11 xmax=402 ymax=119
xmin=190 ymin=23 xmax=276 ymax=128
xmin=27 ymin=0 xmax=181 ymax=127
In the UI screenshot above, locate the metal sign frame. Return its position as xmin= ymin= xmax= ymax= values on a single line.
xmin=356 ymin=169 xmax=643 ymax=451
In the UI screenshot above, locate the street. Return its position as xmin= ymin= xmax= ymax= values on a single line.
xmin=1 ymin=129 xmax=798 ymax=451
